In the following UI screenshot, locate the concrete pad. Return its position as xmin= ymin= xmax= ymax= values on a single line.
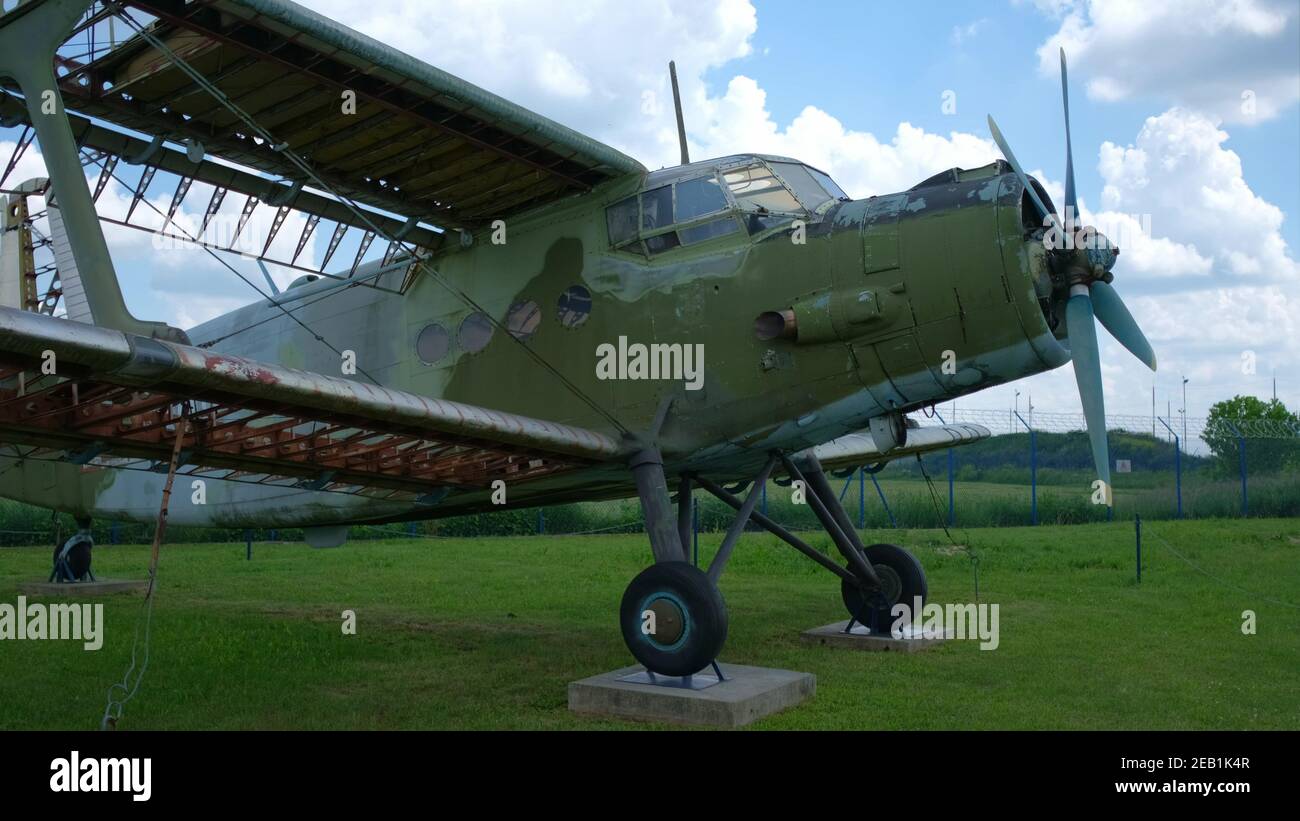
xmin=569 ymin=663 xmax=814 ymax=727
xmin=801 ymin=620 xmax=949 ymax=653
xmin=17 ymin=579 xmax=150 ymax=597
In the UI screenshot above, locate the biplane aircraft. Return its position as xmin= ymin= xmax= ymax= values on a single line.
xmin=0 ymin=0 xmax=1155 ymax=676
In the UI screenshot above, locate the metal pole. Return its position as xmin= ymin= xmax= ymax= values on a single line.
xmin=1238 ymin=434 xmax=1248 ymax=517
xmin=870 ymin=471 xmax=897 ymax=529
xmin=692 ymin=503 xmax=699 ymax=567
xmin=537 ymin=508 xmax=545 ymax=535
xmin=1135 ymin=514 xmax=1141 ymax=584
xmin=695 ymin=473 xmax=857 ymax=583
xmin=947 ymin=448 xmax=955 ymax=527
xmin=706 ymin=456 xmax=777 ymax=583
xmin=858 ymin=467 xmax=866 ymax=528
xmin=1016 ymin=410 xmax=1036 ymax=526
xmin=1030 ymin=429 xmax=1038 ymax=525
xmin=1175 ymin=436 xmax=1182 ymax=519
xmin=245 ymin=529 xmax=252 ymax=561
xmin=1158 ymin=417 xmax=1181 ymax=519
xmin=677 ymin=475 xmax=693 ymax=562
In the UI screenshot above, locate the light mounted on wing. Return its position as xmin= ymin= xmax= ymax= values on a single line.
xmin=986 ymin=48 xmax=1158 ymax=502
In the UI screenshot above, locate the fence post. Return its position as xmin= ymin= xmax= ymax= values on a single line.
xmin=1175 ymin=436 xmax=1182 ymax=519
xmin=244 ymin=528 xmax=252 ymax=560
xmin=1135 ymin=514 xmax=1141 ymax=583
xmin=1030 ymin=429 xmax=1038 ymax=525
xmin=1015 ymin=410 xmax=1036 ymax=525
xmin=870 ymin=470 xmax=898 ymax=529
xmin=858 ymin=467 xmax=866 ymax=528
xmin=761 ymin=481 xmax=767 ymax=517
xmin=537 ymin=509 xmax=545 ymax=534
xmin=947 ymin=447 xmax=955 ymax=527
xmin=1237 ymin=430 xmax=1248 ymax=517
xmin=1158 ymin=417 xmax=1181 ymax=519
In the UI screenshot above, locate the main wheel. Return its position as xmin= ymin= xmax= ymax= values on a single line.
xmin=52 ymin=533 xmax=93 ymax=581
xmin=620 ymin=562 xmax=728 ymax=677
xmin=841 ymin=543 xmax=927 ymax=632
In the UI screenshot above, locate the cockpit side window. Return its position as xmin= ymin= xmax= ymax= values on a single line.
xmin=607 ymin=195 xmax=639 ymax=246
xmin=675 ymin=176 xmax=729 ymax=221
xmin=640 ymin=185 xmax=673 ymax=230
xmin=606 ymin=172 xmax=742 ymax=255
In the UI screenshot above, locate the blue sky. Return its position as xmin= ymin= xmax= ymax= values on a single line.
xmin=743 ymin=1 xmax=1300 ymax=240
xmin=2 ymin=0 xmax=1298 ymax=446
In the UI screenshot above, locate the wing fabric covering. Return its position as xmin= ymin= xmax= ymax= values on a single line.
xmin=0 ymin=307 xmax=621 ymax=498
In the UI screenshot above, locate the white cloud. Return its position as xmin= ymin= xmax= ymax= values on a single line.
xmin=301 ymin=0 xmax=758 ymax=168
xmin=1094 ymin=108 xmax=1299 ymax=287
xmin=1034 ymin=0 xmax=1300 ymax=124
xmin=688 ymin=77 xmax=997 ymax=198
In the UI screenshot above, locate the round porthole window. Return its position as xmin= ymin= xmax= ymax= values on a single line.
xmin=557 ymin=285 xmax=592 ymax=329
xmin=458 ymin=311 xmax=494 ymax=353
xmin=415 ymin=323 xmax=450 ymax=364
xmin=506 ymin=300 xmax=541 ymax=340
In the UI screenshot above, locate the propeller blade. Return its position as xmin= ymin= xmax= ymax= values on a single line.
xmin=1066 ymin=293 xmax=1111 ymax=502
xmin=1090 ymin=281 xmax=1157 ymax=371
xmin=1059 ymin=47 xmax=1078 ymax=230
xmin=987 ymin=115 xmax=1061 ymax=233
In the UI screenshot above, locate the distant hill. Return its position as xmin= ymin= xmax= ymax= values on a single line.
xmin=889 ymin=429 xmax=1208 ymax=476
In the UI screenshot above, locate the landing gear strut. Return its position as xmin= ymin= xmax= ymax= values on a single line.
xmin=51 ymin=518 xmax=94 ymax=583
xmin=623 ymin=447 xmax=731 ymax=677
xmin=624 ymin=447 xmax=930 ymax=674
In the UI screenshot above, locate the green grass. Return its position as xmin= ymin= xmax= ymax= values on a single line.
xmin=1 ymin=518 xmax=1297 ymax=730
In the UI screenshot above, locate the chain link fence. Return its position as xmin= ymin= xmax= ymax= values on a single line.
xmin=1 ymin=409 xmax=1296 ymax=548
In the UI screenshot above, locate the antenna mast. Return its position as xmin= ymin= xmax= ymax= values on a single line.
xmin=669 ymin=60 xmax=690 ymax=165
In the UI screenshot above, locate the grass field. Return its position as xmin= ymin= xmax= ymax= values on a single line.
xmin=1 ymin=518 xmax=1297 ymax=730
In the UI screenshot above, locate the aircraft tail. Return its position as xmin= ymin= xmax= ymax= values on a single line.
xmin=44 ymin=195 xmax=94 ymax=324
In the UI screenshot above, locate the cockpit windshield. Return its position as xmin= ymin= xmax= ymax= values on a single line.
xmin=604 ymin=157 xmax=852 ymax=254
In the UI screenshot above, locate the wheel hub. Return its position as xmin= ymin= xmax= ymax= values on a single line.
xmin=873 ymin=563 xmax=903 ymax=606
xmin=645 ymin=596 xmax=686 ymax=646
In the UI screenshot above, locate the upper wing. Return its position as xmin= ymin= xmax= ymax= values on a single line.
xmin=38 ymin=0 xmax=644 ymax=234
xmin=810 ymin=422 xmax=992 ymax=472
xmin=0 ymin=306 xmax=623 ymax=501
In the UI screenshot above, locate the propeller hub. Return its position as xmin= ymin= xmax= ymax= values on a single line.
xmin=1051 ymin=226 xmax=1119 ymax=287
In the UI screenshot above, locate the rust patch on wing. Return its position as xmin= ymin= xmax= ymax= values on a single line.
xmin=201 ymin=352 xmax=280 ymax=385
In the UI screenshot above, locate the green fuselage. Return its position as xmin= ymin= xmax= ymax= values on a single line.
xmin=1 ymin=153 xmax=1072 ymax=528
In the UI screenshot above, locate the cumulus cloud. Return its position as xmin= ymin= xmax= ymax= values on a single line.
xmin=1034 ymin=0 xmax=1300 ymax=124
xmin=1094 ymin=108 xmax=1299 ymax=287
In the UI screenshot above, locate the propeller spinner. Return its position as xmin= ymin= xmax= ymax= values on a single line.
xmin=986 ymin=48 xmax=1158 ymax=505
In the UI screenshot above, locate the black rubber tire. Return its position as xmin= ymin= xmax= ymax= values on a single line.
xmin=841 ymin=543 xmax=927 ymax=631
xmin=620 ymin=562 xmax=728 ymax=677
xmin=52 ymin=535 xmax=92 ymax=581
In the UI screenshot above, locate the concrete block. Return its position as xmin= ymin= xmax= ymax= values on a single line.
xmin=569 ymin=663 xmax=814 ymax=727
xmin=800 ymin=620 xmax=948 ymax=652
xmin=17 ymin=579 xmax=150 ymax=597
